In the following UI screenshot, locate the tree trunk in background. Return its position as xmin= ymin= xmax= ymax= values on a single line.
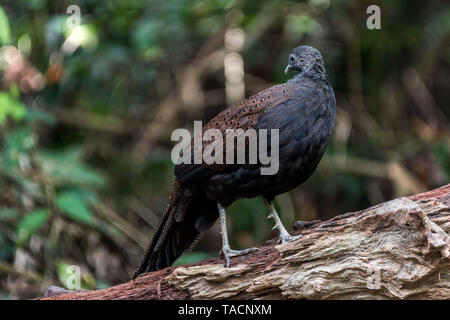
xmin=41 ymin=184 xmax=450 ymax=300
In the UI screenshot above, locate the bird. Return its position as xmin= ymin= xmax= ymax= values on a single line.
xmin=133 ymin=45 xmax=336 ymax=278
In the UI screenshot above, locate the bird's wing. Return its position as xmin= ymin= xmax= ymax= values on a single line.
xmin=175 ymin=82 xmax=296 ymax=184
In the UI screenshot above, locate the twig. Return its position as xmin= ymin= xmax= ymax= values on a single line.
xmin=0 ymin=260 xmax=44 ymax=283
xmin=54 ymin=108 xmax=141 ymax=135
xmin=320 ymin=154 xmax=427 ymax=196
xmin=98 ymin=204 xmax=149 ymax=250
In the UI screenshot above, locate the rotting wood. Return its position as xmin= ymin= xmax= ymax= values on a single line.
xmin=40 ymin=184 xmax=450 ymax=300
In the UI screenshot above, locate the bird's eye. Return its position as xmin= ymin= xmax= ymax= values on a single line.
xmin=289 ymin=55 xmax=295 ymax=62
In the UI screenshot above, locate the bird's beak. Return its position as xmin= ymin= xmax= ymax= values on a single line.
xmin=284 ymin=65 xmax=291 ymax=75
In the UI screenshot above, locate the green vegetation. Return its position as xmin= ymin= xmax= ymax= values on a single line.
xmin=0 ymin=0 xmax=448 ymax=298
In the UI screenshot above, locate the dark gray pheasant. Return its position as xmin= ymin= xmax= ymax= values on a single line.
xmin=133 ymin=45 xmax=336 ymax=278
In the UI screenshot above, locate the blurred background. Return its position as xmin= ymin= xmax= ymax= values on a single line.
xmin=0 ymin=0 xmax=449 ymax=299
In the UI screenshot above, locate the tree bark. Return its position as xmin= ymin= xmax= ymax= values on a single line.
xmin=41 ymin=184 xmax=450 ymax=300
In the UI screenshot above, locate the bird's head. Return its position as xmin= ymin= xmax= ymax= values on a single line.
xmin=285 ymin=45 xmax=324 ymax=75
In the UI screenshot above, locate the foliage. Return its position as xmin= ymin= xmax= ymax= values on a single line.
xmin=0 ymin=0 xmax=449 ymax=299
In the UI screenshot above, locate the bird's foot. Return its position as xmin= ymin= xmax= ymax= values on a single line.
xmin=278 ymin=233 xmax=301 ymax=245
xmin=266 ymin=211 xmax=302 ymax=244
xmin=221 ymin=246 xmax=260 ymax=268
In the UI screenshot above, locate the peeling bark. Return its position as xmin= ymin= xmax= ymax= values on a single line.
xmin=41 ymin=184 xmax=450 ymax=300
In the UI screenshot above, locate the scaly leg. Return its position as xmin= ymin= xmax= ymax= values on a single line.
xmin=218 ymin=203 xmax=259 ymax=267
xmin=264 ymin=199 xmax=301 ymax=244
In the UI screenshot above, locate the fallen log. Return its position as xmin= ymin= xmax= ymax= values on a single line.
xmin=41 ymin=184 xmax=450 ymax=300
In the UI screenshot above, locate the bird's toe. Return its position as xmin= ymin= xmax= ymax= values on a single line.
xmin=221 ymin=247 xmax=260 ymax=267
xmin=228 ymin=247 xmax=260 ymax=257
xmin=278 ymin=234 xmax=301 ymax=244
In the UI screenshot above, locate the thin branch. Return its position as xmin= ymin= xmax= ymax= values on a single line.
xmin=0 ymin=260 xmax=44 ymax=283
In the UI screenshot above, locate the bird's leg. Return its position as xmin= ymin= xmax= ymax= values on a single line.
xmin=264 ymin=199 xmax=301 ymax=244
xmin=218 ymin=203 xmax=259 ymax=267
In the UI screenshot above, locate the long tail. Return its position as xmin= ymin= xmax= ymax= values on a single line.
xmin=133 ymin=180 xmax=217 ymax=278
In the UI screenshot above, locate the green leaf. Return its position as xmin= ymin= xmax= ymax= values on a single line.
xmin=36 ymin=147 xmax=106 ymax=187
xmin=56 ymin=261 xmax=92 ymax=290
xmin=2 ymin=127 xmax=35 ymax=170
xmin=0 ymin=6 xmax=11 ymax=45
xmin=3 ymin=127 xmax=35 ymax=153
xmin=56 ymin=261 xmax=76 ymax=290
xmin=72 ymin=188 xmax=99 ymax=206
xmin=0 ymin=92 xmax=27 ymax=125
xmin=16 ymin=209 xmax=49 ymax=245
xmin=56 ymin=191 xmax=93 ymax=224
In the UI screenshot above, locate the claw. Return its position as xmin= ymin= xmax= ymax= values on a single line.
xmin=222 ymin=247 xmax=260 ymax=267
xmin=225 ymin=254 xmax=230 ymax=268
xmin=278 ymin=234 xmax=302 ymax=244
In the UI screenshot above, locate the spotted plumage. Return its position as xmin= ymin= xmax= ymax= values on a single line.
xmin=133 ymin=45 xmax=336 ymax=277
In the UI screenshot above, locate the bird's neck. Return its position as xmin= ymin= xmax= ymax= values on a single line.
xmin=289 ymin=63 xmax=327 ymax=83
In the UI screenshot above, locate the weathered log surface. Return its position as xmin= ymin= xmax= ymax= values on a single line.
xmin=41 ymin=184 xmax=450 ymax=300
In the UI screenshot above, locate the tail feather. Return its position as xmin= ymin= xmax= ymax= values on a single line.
xmin=132 ymin=180 xmax=217 ymax=278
